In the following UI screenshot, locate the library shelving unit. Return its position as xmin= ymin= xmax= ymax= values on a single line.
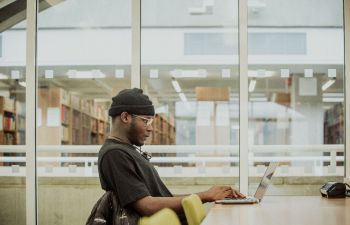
xmin=71 ymin=94 xmax=82 ymax=145
xmin=38 ymin=87 xmax=71 ymax=145
xmin=96 ymin=105 xmax=109 ymax=145
xmin=0 ymin=96 xmax=16 ymax=145
xmin=324 ymin=102 xmax=344 ymax=144
xmin=15 ymin=101 xmax=25 ymax=145
xmin=324 ymin=102 xmax=344 ymax=166
xmin=0 ymin=97 xmax=26 ymax=166
xmin=90 ymin=116 xmax=98 ymax=144
xmin=38 ymin=87 xmax=110 ymax=146
xmin=145 ymin=113 xmax=176 ymax=145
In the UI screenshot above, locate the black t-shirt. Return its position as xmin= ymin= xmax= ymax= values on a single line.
xmin=98 ymin=139 xmax=187 ymax=225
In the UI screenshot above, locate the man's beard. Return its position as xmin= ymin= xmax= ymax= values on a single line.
xmin=127 ymin=121 xmax=143 ymax=147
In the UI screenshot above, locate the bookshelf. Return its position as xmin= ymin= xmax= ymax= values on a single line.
xmin=145 ymin=113 xmax=176 ymax=145
xmin=38 ymin=87 xmax=70 ymax=145
xmin=324 ymin=103 xmax=344 ymax=144
xmin=323 ymin=102 xmax=344 ymax=166
xmin=0 ymin=96 xmax=16 ymax=145
xmin=38 ymin=87 xmax=110 ymax=145
xmin=16 ymin=101 xmax=25 ymax=145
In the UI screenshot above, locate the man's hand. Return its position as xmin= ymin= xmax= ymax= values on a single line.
xmin=199 ymin=186 xmax=246 ymax=203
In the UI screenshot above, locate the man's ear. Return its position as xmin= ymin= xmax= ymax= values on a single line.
xmin=120 ymin=112 xmax=130 ymax=124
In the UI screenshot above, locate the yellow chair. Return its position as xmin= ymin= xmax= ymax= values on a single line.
xmin=181 ymin=194 xmax=206 ymax=225
xmin=138 ymin=208 xmax=181 ymax=225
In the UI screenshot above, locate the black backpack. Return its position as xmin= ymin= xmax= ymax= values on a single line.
xmin=85 ymin=144 xmax=140 ymax=225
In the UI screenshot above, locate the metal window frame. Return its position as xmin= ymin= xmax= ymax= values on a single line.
xmin=131 ymin=0 xmax=141 ymax=88
xmin=26 ymin=0 xmax=37 ymax=225
xmin=344 ymin=0 xmax=350 ymax=178
xmin=239 ymin=0 xmax=249 ymax=195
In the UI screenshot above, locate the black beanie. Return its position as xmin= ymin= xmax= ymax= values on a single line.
xmin=108 ymin=88 xmax=155 ymax=117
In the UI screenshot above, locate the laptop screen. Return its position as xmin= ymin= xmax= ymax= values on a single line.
xmin=254 ymin=162 xmax=279 ymax=201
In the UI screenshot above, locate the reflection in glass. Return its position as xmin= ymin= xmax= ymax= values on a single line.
xmin=247 ymin=0 xmax=345 ymax=195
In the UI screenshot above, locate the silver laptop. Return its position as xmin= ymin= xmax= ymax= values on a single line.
xmin=215 ymin=162 xmax=279 ymax=204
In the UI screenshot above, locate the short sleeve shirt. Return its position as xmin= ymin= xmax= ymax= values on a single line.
xmin=98 ymin=139 xmax=173 ymax=207
xmin=98 ymin=139 xmax=188 ymax=225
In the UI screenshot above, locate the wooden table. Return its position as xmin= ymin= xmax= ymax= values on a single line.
xmin=201 ymin=196 xmax=350 ymax=225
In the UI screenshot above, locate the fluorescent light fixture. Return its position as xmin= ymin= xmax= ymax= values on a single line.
xmin=0 ymin=73 xmax=9 ymax=79
xmin=322 ymin=78 xmax=336 ymax=91
xmin=304 ymin=69 xmax=313 ymax=78
xmin=45 ymin=70 xmax=54 ymax=79
xmin=170 ymin=69 xmax=207 ymax=78
xmin=248 ymin=0 xmax=267 ymax=13
xmin=19 ymin=81 xmax=26 ymax=87
xmin=150 ymin=69 xmax=158 ymax=79
xmin=248 ymin=70 xmax=274 ymax=77
xmin=221 ymin=69 xmax=231 ymax=78
xmin=257 ymin=69 xmax=266 ymax=77
xmin=171 ymin=79 xmax=181 ymax=93
xmin=67 ymin=70 xmax=105 ymax=79
xmin=91 ymin=69 xmax=105 ymax=78
xmin=188 ymin=0 xmax=214 ymax=15
xmin=67 ymin=70 xmax=77 ymax=78
xmin=11 ymin=70 xmax=20 ymax=79
xmin=115 ymin=69 xmax=124 ymax=78
xmin=281 ymin=69 xmax=290 ymax=78
xmin=328 ymin=69 xmax=336 ymax=78
xmin=179 ymin=92 xmax=188 ymax=102
xmin=248 ymin=79 xmax=257 ymax=92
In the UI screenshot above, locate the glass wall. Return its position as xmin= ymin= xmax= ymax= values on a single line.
xmin=247 ymin=0 xmax=345 ymax=195
xmin=0 ymin=1 xmax=349 ymax=225
xmin=0 ymin=1 xmax=27 ymax=224
xmin=36 ymin=0 xmax=131 ymax=224
xmin=141 ymin=0 xmax=240 ymax=189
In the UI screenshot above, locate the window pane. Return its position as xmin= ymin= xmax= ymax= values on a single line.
xmin=247 ymin=0 xmax=344 ymax=196
xmin=141 ymin=0 xmax=240 ymax=193
xmin=37 ymin=0 xmax=131 ymax=224
xmin=0 ymin=0 xmax=27 ymax=224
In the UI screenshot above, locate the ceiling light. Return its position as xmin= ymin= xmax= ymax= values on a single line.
xmin=150 ymin=69 xmax=159 ymax=79
xmin=19 ymin=81 xmax=26 ymax=87
xmin=171 ymin=79 xmax=181 ymax=93
xmin=67 ymin=70 xmax=77 ymax=78
xmin=179 ymin=93 xmax=188 ymax=102
xmin=0 ymin=73 xmax=9 ymax=79
xmin=188 ymin=0 xmax=214 ymax=15
xmin=248 ymin=70 xmax=274 ymax=77
xmin=170 ymin=69 xmax=207 ymax=78
xmin=115 ymin=69 xmax=124 ymax=78
xmin=304 ymin=69 xmax=313 ymax=78
xmin=67 ymin=70 xmax=105 ymax=79
xmin=328 ymin=69 xmax=336 ymax=78
xmin=248 ymin=79 xmax=257 ymax=92
xmin=257 ymin=69 xmax=266 ymax=77
xmin=221 ymin=69 xmax=231 ymax=78
xmin=11 ymin=70 xmax=20 ymax=79
xmin=91 ymin=70 xmax=105 ymax=78
xmin=322 ymin=78 xmax=336 ymax=91
xmin=45 ymin=70 xmax=54 ymax=79
xmin=281 ymin=69 xmax=290 ymax=78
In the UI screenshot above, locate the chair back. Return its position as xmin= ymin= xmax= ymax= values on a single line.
xmin=181 ymin=194 xmax=206 ymax=225
xmin=138 ymin=208 xmax=181 ymax=225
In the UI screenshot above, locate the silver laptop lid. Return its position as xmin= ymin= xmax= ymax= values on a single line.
xmin=253 ymin=162 xmax=279 ymax=201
